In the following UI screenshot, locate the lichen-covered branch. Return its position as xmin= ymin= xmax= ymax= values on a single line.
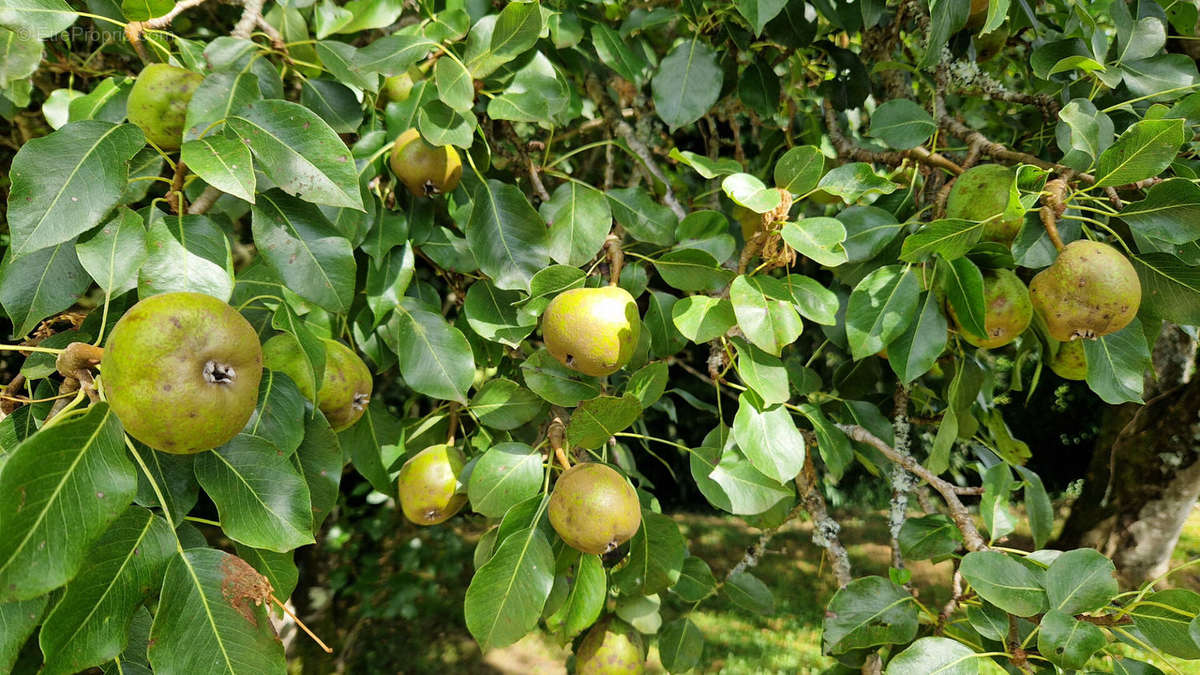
xmin=889 ymin=386 xmax=914 ymax=573
xmin=823 ymin=99 xmax=963 ymax=175
xmin=795 ymin=450 xmax=854 ymax=587
xmin=837 ymin=424 xmax=988 ymax=552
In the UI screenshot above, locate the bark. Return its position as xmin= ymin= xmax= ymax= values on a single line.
xmin=1056 ymin=325 xmax=1200 ymax=587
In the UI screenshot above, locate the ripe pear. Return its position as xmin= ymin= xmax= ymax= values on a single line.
xmin=948 ymin=268 xmax=1032 ymax=349
xmin=1049 ymin=339 xmax=1087 ymax=380
xmin=576 ymin=618 xmax=645 ymax=675
xmin=945 ymin=164 xmax=1023 ymax=244
xmin=398 ymin=444 xmax=467 ymax=525
xmin=1029 ymin=240 xmax=1141 ymax=341
xmin=548 ymin=463 xmax=642 ymax=555
xmin=542 ymin=286 xmax=641 ymax=377
xmin=102 ymin=292 xmax=262 ymax=453
xmin=389 ymin=128 xmax=463 ymax=197
xmin=126 ymin=63 xmax=204 ymax=150
xmin=262 ymin=336 xmax=373 ymax=431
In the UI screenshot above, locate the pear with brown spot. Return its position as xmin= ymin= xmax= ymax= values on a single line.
xmin=389 ymin=128 xmax=463 ymax=197
xmin=575 ymin=617 xmax=645 ymax=675
xmin=102 ymin=292 xmax=262 ymax=454
xmin=262 ymin=336 xmax=373 ymax=431
xmin=398 ymin=444 xmax=467 ymax=525
xmin=1030 ymin=240 xmax=1141 ymax=341
xmin=549 ymin=463 xmax=641 ymax=555
xmin=948 ymin=268 xmax=1032 ymax=349
xmin=541 ymin=286 xmax=641 ymax=377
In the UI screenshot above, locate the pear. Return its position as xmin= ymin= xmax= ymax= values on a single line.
xmin=576 ymin=617 xmax=645 ymax=675
xmin=1049 ymin=339 xmax=1087 ymax=380
xmin=389 ymin=128 xmax=463 ymax=197
xmin=381 ymin=70 xmax=417 ymax=104
xmin=262 ymin=336 xmax=373 ymax=431
xmin=948 ymin=268 xmax=1032 ymax=349
xmin=102 ymin=292 xmax=262 ymax=453
xmin=125 ymin=64 xmax=204 ymax=150
xmin=542 ymin=286 xmax=641 ymax=377
xmin=945 ymin=164 xmax=1023 ymax=244
xmin=397 ymin=444 xmax=467 ymax=525
xmin=1029 ymin=240 xmax=1141 ymax=341
xmin=548 ymin=463 xmax=642 ymax=555
xmin=967 ymin=0 xmax=990 ymax=30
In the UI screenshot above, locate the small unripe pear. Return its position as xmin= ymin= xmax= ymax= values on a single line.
xmin=948 ymin=268 xmax=1032 ymax=349
xmin=389 ymin=128 xmax=463 ymax=197
xmin=542 ymin=287 xmax=641 ymax=377
xmin=398 ymin=444 xmax=467 ymax=525
xmin=262 ymin=336 xmax=373 ymax=431
xmin=548 ymin=463 xmax=641 ymax=555
xmin=126 ymin=63 xmax=204 ymax=151
xmin=381 ymin=70 xmax=416 ymax=104
xmin=1030 ymin=240 xmax=1141 ymax=341
xmin=576 ymin=617 xmax=645 ymax=675
xmin=945 ymin=164 xmax=1023 ymax=245
xmin=102 ymin=292 xmax=262 ymax=454
xmin=1049 ymin=339 xmax=1087 ymax=380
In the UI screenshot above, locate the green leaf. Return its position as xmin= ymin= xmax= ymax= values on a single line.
xmin=194 ymin=435 xmax=315 ymax=552
xmin=613 ymin=511 xmax=686 ymax=596
xmin=733 ymin=337 xmax=789 ymax=406
xmin=251 ymin=191 xmax=355 ymax=314
xmin=294 ymin=412 xmax=341 ymax=529
xmin=735 ymin=0 xmax=787 ymax=35
xmin=796 ymin=403 xmax=853 ymax=480
xmin=690 ymin=429 xmax=794 ymax=515
xmin=39 ymin=507 xmax=174 ymax=675
xmin=334 ymin=0 xmax=404 ymax=34
xmin=732 ymin=393 xmax=805 ymax=483
xmin=966 ymin=602 xmax=1008 ymax=641
xmin=180 ymin=135 xmax=256 ymax=204
xmin=434 ymin=56 xmax=474 ymax=113
xmin=900 ymin=219 xmax=984 ymax=262
xmin=672 ymin=556 xmax=717 ymax=603
xmin=1121 ymin=180 xmax=1200 ymax=245
xmin=869 ymin=99 xmax=935 ymax=150
xmin=0 ymin=595 xmax=46 ymax=672
xmin=545 ymin=554 xmax=605 ymax=640
xmin=885 ymin=637 xmax=977 ymax=675
xmin=778 ymin=274 xmax=839 ymax=326
xmin=1014 ymin=465 xmax=1053 ymax=550
xmin=722 ymin=173 xmax=781 ymax=213
xmin=1044 ymin=548 xmax=1118 ymax=614
xmin=314 ymin=42 xmax=374 ymax=91
xmin=464 ymin=526 xmax=555 ymax=651
xmin=245 ymin=371 xmax=306 ymax=457
xmin=781 ymin=217 xmax=849 ymax=267
xmin=659 ymin=617 xmax=704 ymax=674
xmin=817 ymin=163 xmax=898 ymax=203
xmin=887 ymin=291 xmax=948 ymax=384
xmin=1094 ymin=118 xmax=1186 ymax=188
xmin=75 ymin=208 xmax=147 ymax=295
xmin=645 ymin=290 xmax=686 ymax=358
xmin=227 ymin=99 xmax=363 ymax=209
xmin=898 ymin=514 xmax=962 ymax=560
xmin=0 ymin=237 xmax=90 ymax=337
xmin=654 ymin=248 xmax=734 ymax=292
xmin=1133 ymin=253 xmax=1200 ymax=325
xmin=651 ymin=38 xmax=722 ymax=130
xmin=980 ymin=463 xmax=1016 ymax=542
xmin=1131 ymin=590 xmax=1200 ymax=659
xmin=464 ymin=280 xmax=536 ymax=348
xmin=939 ymin=256 xmax=986 ymax=340
xmin=0 ymin=405 xmax=134 ymax=602
xmin=467 ymin=179 xmax=550 ymax=292
xmin=487 ymin=52 xmax=568 ymax=124
xmin=592 ymin=24 xmax=650 ymax=85
xmin=470 ymin=378 xmax=545 ymax=430
xmin=730 ymin=275 xmax=803 ymax=355
xmin=300 ymin=79 xmax=362 ymax=134
xmin=382 ymin=299 xmax=476 ymax=403
xmin=489 ymin=0 xmax=542 ymax=61
xmin=845 ymin=265 xmax=920 ymax=360
xmin=0 ymin=0 xmax=76 ymax=38
xmin=131 ymin=445 xmax=197 ymax=528
xmin=921 ymin=0 xmax=970 ymax=68
xmin=838 ymin=206 xmax=903 ymax=262
xmin=672 ymin=296 xmax=735 ymax=343
xmin=0 ymin=26 xmax=41 ymax=89
xmin=1057 ymin=98 xmax=1114 ymax=169
xmin=541 ymin=181 xmax=612 ymax=267
xmin=725 ymin=570 xmax=774 ymax=615
xmin=148 ymin=549 xmax=287 ymax=674
xmin=774 ymin=145 xmax=825 ymax=195
xmin=339 ymin=398 xmax=404 ymax=494
xmin=959 ymin=551 xmax=1047 ymax=617
xmin=625 ymin=362 xmax=668 ymax=408
xmin=520 ymin=349 xmax=603 ymax=407
xmin=183 ymin=69 xmax=261 ymax=142
xmin=607 ymin=187 xmax=678 ymax=246
xmin=669 ymin=148 xmax=741 ymax=179
xmin=1037 ymin=609 xmax=1105 ymax=670
xmin=468 ymin=443 xmax=543 ymax=519
xmin=358 ymin=34 xmax=436 ymax=76
xmin=7 ymin=121 xmax=145 ymax=259
xmin=823 ymin=576 xmax=918 ymax=653
xmin=567 ymin=394 xmax=642 ymax=449
xmin=1083 ymin=319 xmax=1151 ymax=404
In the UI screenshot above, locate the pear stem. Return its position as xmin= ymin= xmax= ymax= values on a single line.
xmin=56 ymin=342 xmax=104 ymax=380
xmin=548 ymin=416 xmax=571 ymax=471
xmin=604 ymin=234 xmax=624 ymax=286
xmin=446 ymin=402 xmax=460 ymax=445
xmin=270 ymin=594 xmax=333 ymax=654
xmin=1040 ymin=177 xmax=1070 ymax=252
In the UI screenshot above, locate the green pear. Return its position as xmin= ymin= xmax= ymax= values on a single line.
xmin=397 ymin=444 xmax=467 ymax=525
xmin=948 ymin=268 xmax=1032 ymax=349
xmin=576 ymin=617 xmax=645 ymax=675
xmin=262 ymin=336 xmax=372 ymax=431
xmin=389 ymin=128 xmax=463 ymax=197
xmin=126 ymin=63 xmax=204 ymax=150
xmin=102 ymin=292 xmax=262 ymax=453
xmin=1029 ymin=240 xmax=1141 ymax=341
xmin=548 ymin=463 xmax=641 ymax=555
xmin=1049 ymin=339 xmax=1087 ymax=380
xmin=945 ymin=164 xmax=1024 ymax=244
xmin=381 ymin=70 xmax=416 ymax=104
xmin=966 ymin=0 xmax=990 ymax=30
xmin=542 ymin=286 xmax=641 ymax=377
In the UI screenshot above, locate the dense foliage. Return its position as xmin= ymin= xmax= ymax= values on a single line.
xmin=3 ymin=0 xmax=1200 ymax=673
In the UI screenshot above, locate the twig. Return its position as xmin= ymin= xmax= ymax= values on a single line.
xmin=548 ymin=416 xmax=571 ymax=471
xmin=889 ymin=386 xmax=913 ymax=575
xmin=445 ymin=402 xmax=460 ymax=445
xmin=270 ymin=595 xmax=332 ymax=654
xmin=795 ymin=449 xmax=854 ymax=587
xmin=167 ymin=160 xmax=188 ymax=214
xmin=837 ymin=424 xmax=988 ymax=551
xmin=1007 ymin=614 xmax=1033 ymax=673
xmin=255 ymin=16 xmax=286 ymax=51
xmin=124 ymin=0 xmax=212 ymax=61
xmin=824 ymin=99 xmax=963 ymax=175
xmin=188 ymin=185 xmax=223 ymax=215
xmin=727 ymin=502 xmax=805 ymax=579
xmin=936 ymin=570 xmax=965 ymax=633
xmin=232 ymin=0 xmax=267 ymax=39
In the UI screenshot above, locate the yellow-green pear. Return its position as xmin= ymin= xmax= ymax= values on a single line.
xmin=548 ymin=463 xmax=641 ymax=555
xmin=398 ymin=444 xmax=467 ymax=525
xmin=126 ymin=63 xmax=204 ymax=150
xmin=389 ymin=128 xmax=463 ymax=197
xmin=945 ymin=164 xmax=1024 ymax=244
xmin=575 ymin=617 xmax=645 ymax=675
xmin=948 ymin=268 xmax=1032 ymax=349
xmin=102 ymin=292 xmax=262 ymax=453
xmin=1029 ymin=240 xmax=1141 ymax=341
xmin=542 ymin=286 xmax=641 ymax=377
xmin=262 ymin=336 xmax=373 ymax=431
xmin=1049 ymin=339 xmax=1087 ymax=380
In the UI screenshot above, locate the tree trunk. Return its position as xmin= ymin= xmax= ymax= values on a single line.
xmin=1056 ymin=325 xmax=1200 ymax=587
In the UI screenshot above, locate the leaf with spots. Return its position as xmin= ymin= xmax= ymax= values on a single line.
xmin=250 ymin=190 xmax=356 ymax=314
xmin=181 ymin=135 xmax=256 ymax=203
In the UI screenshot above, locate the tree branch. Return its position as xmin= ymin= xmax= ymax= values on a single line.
xmin=795 ymin=449 xmax=854 ymax=587
xmin=889 ymin=386 xmax=913 ymax=574
xmin=232 ymin=0 xmax=267 ymax=39
xmin=837 ymin=424 xmax=988 ymax=551
xmin=824 ymin=99 xmax=963 ymax=175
